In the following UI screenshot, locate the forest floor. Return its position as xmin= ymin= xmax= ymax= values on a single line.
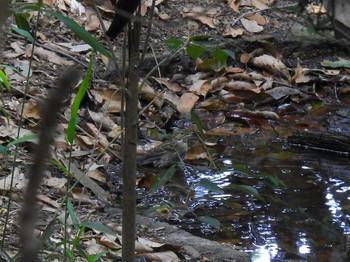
xmin=1 ymin=0 xmax=350 ymax=261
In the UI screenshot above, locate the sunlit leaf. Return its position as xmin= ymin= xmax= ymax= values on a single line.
xmin=198 ymin=216 xmax=221 ymax=229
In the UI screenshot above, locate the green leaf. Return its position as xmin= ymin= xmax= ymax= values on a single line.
xmin=321 ymin=59 xmax=350 ymax=69
xmin=222 ymin=49 xmax=235 ymax=59
xmin=196 ymin=57 xmax=226 ymax=72
xmin=164 ymin=38 xmax=183 ymax=51
xmin=40 ymin=219 xmax=57 ymax=243
xmin=189 ymin=35 xmax=211 ymax=45
xmin=0 ymin=69 xmax=10 ymax=91
xmin=81 ymin=221 xmax=115 ymax=235
xmin=6 ymin=133 xmax=37 ymax=149
xmin=11 ymin=24 xmax=34 ymax=43
xmin=210 ymin=48 xmax=228 ymax=64
xmin=43 ymin=10 xmax=111 ymax=58
xmin=150 ymin=165 xmax=176 ymax=192
xmin=66 ymin=55 xmax=92 ymax=144
xmin=191 ymin=112 xmax=204 ymax=137
xmin=186 ymin=44 xmax=206 ymax=60
xmin=67 ymin=198 xmax=80 ymax=229
xmin=227 ymin=184 xmax=265 ymax=202
xmin=198 ymin=216 xmax=221 ymax=229
xmin=197 ymin=178 xmax=223 ymax=193
xmin=15 ymin=13 xmax=31 ymax=33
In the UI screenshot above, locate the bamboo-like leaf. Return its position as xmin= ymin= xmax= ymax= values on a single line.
xmin=150 ymin=165 xmax=176 ymax=192
xmin=81 ymin=221 xmax=115 ymax=235
xmin=66 ymin=55 xmax=92 ymax=144
xmin=198 ymin=216 xmax=221 ymax=229
xmin=43 ymin=10 xmax=111 ymax=58
xmin=197 ymin=178 xmax=223 ymax=193
xmin=0 ymin=70 xmax=11 ymax=91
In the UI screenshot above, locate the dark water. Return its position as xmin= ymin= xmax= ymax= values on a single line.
xmin=186 ymin=147 xmax=350 ymax=261
xmin=136 ymin=128 xmax=350 ymax=261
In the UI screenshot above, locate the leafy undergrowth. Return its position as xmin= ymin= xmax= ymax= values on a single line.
xmin=1 ymin=0 xmax=350 ymax=261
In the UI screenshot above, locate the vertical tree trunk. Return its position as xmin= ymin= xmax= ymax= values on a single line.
xmin=122 ymin=21 xmax=140 ymax=262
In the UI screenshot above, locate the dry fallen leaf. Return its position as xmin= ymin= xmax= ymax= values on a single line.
xmin=223 ymin=27 xmax=244 ymax=38
xmin=250 ymin=54 xmax=290 ymax=80
xmin=177 ymin=92 xmax=199 ymax=113
xmin=241 ymin=18 xmax=264 ymax=33
xmin=181 ymin=7 xmax=218 ymax=28
xmin=228 ymin=0 xmax=240 ymax=12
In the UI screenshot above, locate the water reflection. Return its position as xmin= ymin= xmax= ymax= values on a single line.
xmin=191 ymin=150 xmax=350 ymax=261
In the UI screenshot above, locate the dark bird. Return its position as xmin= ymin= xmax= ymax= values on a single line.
xmin=106 ymin=0 xmax=141 ymax=38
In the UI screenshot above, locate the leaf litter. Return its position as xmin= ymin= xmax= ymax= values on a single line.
xmin=1 ymin=0 xmax=350 ymax=261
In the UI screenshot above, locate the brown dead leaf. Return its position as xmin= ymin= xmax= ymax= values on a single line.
xmin=185 ymin=144 xmax=208 ymax=160
xmin=189 ymin=79 xmax=212 ymax=96
xmin=228 ymin=0 xmax=240 ymax=12
xmin=22 ymin=100 xmax=41 ymax=119
xmin=29 ymin=45 xmax=74 ymax=66
xmin=241 ymin=18 xmax=264 ymax=33
xmin=177 ymin=92 xmax=199 ymax=113
xmin=181 ymin=7 xmax=217 ymax=28
xmin=292 ymin=62 xmax=311 ymax=84
xmin=141 ymin=0 xmax=165 ymax=16
xmin=206 ymin=124 xmax=258 ymax=136
xmin=85 ymin=14 xmax=100 ymax=31
xmin=225 ymin=80 xmax=259 ymax=92
xmin=87 ymin=168 xmax=106 ymax=183
xmin=90 ymin=88 xmax=122 ymax=113
xmin=152 ymin=77 xmax=183 ymax=93
xmin=88 ymin=110 xmax=118 ymax=131
xmin=250 ymin=54 xmax=290 ymax=80
xmin=223 ymin=27 xmax=244 ymax=38
xmin=245 ymin=13 xmax=266 ymax=25
xmin=140 ymin=83 xmax=163 ymax=107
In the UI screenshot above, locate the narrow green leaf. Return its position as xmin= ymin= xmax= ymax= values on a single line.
xmin=198 ymin=216 xmax=221 ymax=229
xmin=0 ymin=69 xmax=11 ymax=90
xmin=67 ymin=198 xmax=80 ymax=229
xmin=228 ymin=184 xmax=265 ymax=202
xmin=40 ymin=219 xmax=57 ymax=243
xmin=191 ymin=112 xmax=204 ymax=137
xmin=11 ymin=24 xmax=34 ymax=43
xmin=43 ymin=10 xmax=111 ymax=58
xmin=66 ymin=55 xmax=92 ymax=144
xmin=197 ymin=178 xmax=223 ymax=193
xmin=6 ymin=133 xmax=37 ymax=149
xmin=150 ymin=165 xmax=176 ymax=192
